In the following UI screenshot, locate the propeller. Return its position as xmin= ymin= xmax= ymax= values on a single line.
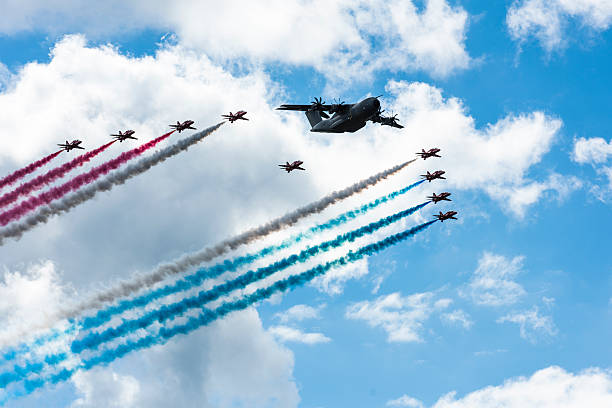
xmin=309 ymin=97 xmax=330 ymax=118
xmin=329 ymin=98 xmax=346 ymax=114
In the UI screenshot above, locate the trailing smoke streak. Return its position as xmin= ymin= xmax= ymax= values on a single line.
xmin=0 ymin=179 xmax=425 ymax=369
xmin=72 ymin=202 xmax=430 ymax=353
xmin=78 ymin=179 xmax=426 ymax=331
xmin=0 ymin=150 xmax=63 ymax=192
xmin=0 ymin=123 xmax=224 ymax=245
xmin=18 ymin=220 xmax=437 ymax=398
xmin=0 ymin=133 xmax=173 ymax=226
xmin=0 ymin=142 xmax=116 ymax=209
xmin=52 ymin=158 xmax=416 ymax=321
xmin=0 ymin=202 xmax=429 ymax=386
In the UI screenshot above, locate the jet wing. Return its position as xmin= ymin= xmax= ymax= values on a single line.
xmin=276 ymin=104 xmax=334 ymax=111
xmin=385 ymin=122 xmax=404 ymax=129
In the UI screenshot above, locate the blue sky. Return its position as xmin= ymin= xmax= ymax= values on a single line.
xmin=0 ymin=1 xmax=611 ymax=407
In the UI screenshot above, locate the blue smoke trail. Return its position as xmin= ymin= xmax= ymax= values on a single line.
xmin=71 ymin=202 xmax=430 ymax=354
xmin=0 ymin=200 xmax=429 ymax=388
xmin=17 ymin=220 xmax=437 ymax=398
xmin=0 ymin=180 xmax=424 ymax=368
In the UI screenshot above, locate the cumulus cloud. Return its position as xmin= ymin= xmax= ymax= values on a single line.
xmin=573 ymin=136 xmax=612 ymax=164
xmin=269 ymin=325 xmax=331 ymax=345
xmin=387 ymin=394 xmax=425 ymax=407
xmin=0 ymin=0 xmax=472 ymax=83
xmin=497 ymin=306 xmax=558 ymax=342
xmin=460 ymin=252 xmax=527 ymax=307
xmin=507 ymin=0 xmax=612 ymax=51
xmin=345 ymin=291 xmax=451 ymax=342
xmin=275 ymin=304 xmax=324 ymax=324
xmin=431 ymin=366 xmax=612 ymax=407
xmin=71 ymin=370 xmax=140 ymax=408
xmin=441 ymin=309 xmax=473 ymax=329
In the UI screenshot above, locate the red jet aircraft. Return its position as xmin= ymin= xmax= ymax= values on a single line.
xmin=427 ymin=192 xmax=451 ymax=203
xmin=434 ymin=211 xmax=458 ymax=222
xmin=222 ymin=111 xmax=249 ymax=123
xmin=111 ymin=130 xmax=137 ymax=142
xmin=416 ymin=148 xmax=441 ymax=160
xmin=169 ymin=120 xmax=196 ymax=133
xmin=57 ymin=140 xmax=85 ymax=152
xmin=421 ymin=170 xmax=446 ymax=182
xmin=279 ymin=160 xmax=305 ymax=173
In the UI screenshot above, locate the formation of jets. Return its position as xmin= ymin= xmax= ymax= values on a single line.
xmin=169 ymin=120 xmax=197 ymax=133
xmin=57 ymin=140 xmax=84 ymax=152
xmin=222 ymin=111 xmax=249 ymax=123
xmin=277 ymin=96 xmax=403 ymax=133
xmin=111 ymin=130 xmax=137 ymax=142
xmin=278 ymin=160 xmax=305 ymax=173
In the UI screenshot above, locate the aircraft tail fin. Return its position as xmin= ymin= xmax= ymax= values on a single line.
xmin=305 ymin=110 xmax=323 ymax=127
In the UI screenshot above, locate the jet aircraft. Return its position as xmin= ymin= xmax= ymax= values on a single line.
xmin=57 ymin=140 xmax=84 ymax=152
xmin=421 ymin=170 xmax=446 ymax=182
xmin=169 ymin=120 xmax=196 ymax=133
xmin=222 ymin=111 xmax=249 ymax=123
xmin=279 ymin=160 xmax=305 ymax=173
xmin=417 ymin=148 xmax=441 ymax=160
xmin=434 ymin=211 xmax=458 ymax=222
xmin=428 ymin=192 xmax=452 ymax=203
xmin=111 ymin=130 xmax=137 ymax=142
xmin=276 ymin=96 xmax=403 ymax=133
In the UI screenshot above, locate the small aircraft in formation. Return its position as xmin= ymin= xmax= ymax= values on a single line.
xmin=169 ymin=120 xmax=196 ymax=133
xmin=434 ymin=211 xmax=458 ymax=222
xmin=277 ymin=96 xmax=403 ymax=133
xmin=279 ymin=161 xmax=305 ymax=173
xmin=111 ymin=130 xmax=137 ymax=142
xmin=428 ymin=192 xmax=451 ymax=203
xmin=57 ymin=140 xmax=84 ymax=152
xmin=417 ymin=148 xmax=441 ymax=160
xmin=222 ymin=111 xmax=249 ymax=123
xmin=421 ymin=170 xmax=446 ymax=182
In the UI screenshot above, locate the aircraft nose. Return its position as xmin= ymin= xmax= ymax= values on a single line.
xmin=372 ymin=98 xmax=380 ymax=110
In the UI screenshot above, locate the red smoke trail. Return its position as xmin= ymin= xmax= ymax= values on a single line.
xmin=0 ymin=142 xmax=116 ymax=209
xmin=0 ymin=131 xmax=174 ymax=226
xmin=0 ymin=150 xmax=63 ymax=191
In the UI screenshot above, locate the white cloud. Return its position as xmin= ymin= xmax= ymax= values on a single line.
xmin=431 ymin=366 xmax=612 ymax=408
xmin=441 ymin=309 xmax=473 ymax=329
xmin=275 ymin=304 xmax=324 ymax=324
xmin=387 ymin=394 xmax=425 ymax=408
xmin=71 ymin=370 xmax=140 ymax=408
xmin=497 ymin=306 xmax=558 ymax=342
xmin=460 ymin=252 xmax=527 ymax=307
xmin=573 ymin=136 xmax=612 ymax=164
xmin=0 ymin=0 xmax=472 ymax=83
xmin=507 ymin=0 xmax=612 ymax=51
xmin=269 ymin=325 xmax=331 ymax=345
xmin=346 ymin=291 xmax=451 ymax=342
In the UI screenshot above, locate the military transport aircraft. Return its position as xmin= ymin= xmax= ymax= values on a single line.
xmin=421 ymin=170 xmax=446 ymax=182
xmin=434 ymin=211 xmax=458 ymax=222
xmin=57 ymin=140 xmax=84 ymax=152
xmin=428 ymin=192 xmax=452 ymax=203
xmin=169 ymin=120 xmax=196 ymax=133
xmin=417 ymin=148 xmax=441 ymax=160
xmin=222 ymin=111 xmax=249 ymax=123
xmin=279 ymin=161 xmax=305 ymax=173
xmin=276 ymin=96 xmax=403 ymax=133
xmin=111 ymin=130 xmax=137 ymax=142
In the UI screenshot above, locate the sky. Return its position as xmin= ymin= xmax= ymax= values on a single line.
xmin=0 ymin=0 xmax=611 ymax=407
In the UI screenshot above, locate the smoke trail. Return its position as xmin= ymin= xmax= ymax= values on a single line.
xmin=0 ymin=132 xmax=174 ymax=226
xmin=0 ymin=179 xmax=425 ymax=368
xmin=0 ymin=150 xmax=63 ymax=192
xmin=0 ymin=202 xmax=429 ymax=387
xmin=16 ymin=220 xmax=437 ymax=398
xmin=50 ymin=158 xmax=415 ymax=321
xmin=71 ymin=202 xmax=429 ymax=353
xmin=0 ymin=142 xmax=116 ymax=209
xmin=78 ymin=179 xmax=426 ymax=332
xmin=0 ymin=123 xmax=223 ymax=244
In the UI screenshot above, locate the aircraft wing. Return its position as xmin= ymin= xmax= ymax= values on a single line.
xmin=276 ymin=104 xmax=334 ymax=111
xmin=385 ymin=122 xmax=404 ymax=129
